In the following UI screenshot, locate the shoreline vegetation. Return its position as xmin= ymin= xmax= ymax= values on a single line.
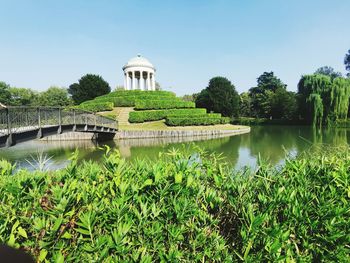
xmin=0 ymin=146 xmax=349 ymax=261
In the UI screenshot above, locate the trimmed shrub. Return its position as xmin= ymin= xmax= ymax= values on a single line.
xmin=135 ymin=100 xmax=195 ymax=110
xmin=129 ymin=108 xmax=207 ymax=123
xmin=95 ymin=96 xmax=182 ymax=107
xmin=107 ymin=90 xmax=176 ymax=97
xmin=166 ymin=116 xmax=230 ymax=126
xmin=168 ymin=113 xmax=222 ymax=118
xmin=77 ymin=102 xmax=114 ymax=112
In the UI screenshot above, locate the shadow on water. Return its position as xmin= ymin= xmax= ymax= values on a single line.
xmin=0 ymin=125 xmax=349 ymax=170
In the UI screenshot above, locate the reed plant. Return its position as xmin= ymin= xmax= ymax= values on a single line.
xmin=0 ymin=146 xmax=349 ymax=261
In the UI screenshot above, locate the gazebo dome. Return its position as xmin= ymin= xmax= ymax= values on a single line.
xmin=123 ymin=54 xmax=155 ymax=70
xmin=122 ymin=54 xmax=156 ymax=91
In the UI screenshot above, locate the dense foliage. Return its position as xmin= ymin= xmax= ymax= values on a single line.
xmin=195 ymin=77 xmax=240 ymax=117
xmin=68 ymin=74 xmax=111 ymax=104
xmin=248 ymin=72 xmax=296 ymax=119
xmin=0 ymin=147 xmax=349 ymax=261
xmin=134 ymin=100 xmax=195 ymax=110
xmin=315 ymin=66 xmax=342 ymax=79
xmin=81 ymin=90 xmax=176 ymax=107
xmin=129 ymin=108 xmax=207 ymax=123
xmin=298 ymin=74 xmax=350 ymax=125
xmin=0 ymin=82 xmax=11 ymax=105
xmin=76 ymin=101 xmax=114 ymax=112
xmin=0 ymin=82 xmax=71 ymax=107
xmin=165 ymin=116 xmax=229 ymax=126
xmin=345 ymin=49 xmax=350 ymax=77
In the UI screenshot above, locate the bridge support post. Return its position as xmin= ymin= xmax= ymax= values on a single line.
xmin=57 ymin=108 xmax=62 ymax=134
xmin=93 ymin=113 xmax=97 ymax=131
xmin=37 ymin=107 xmax=43 ymax=139
xmin=5 ymin=108 xmax=15 ymax=147
xmin=72 ymin=109 xmax=76 ymax=131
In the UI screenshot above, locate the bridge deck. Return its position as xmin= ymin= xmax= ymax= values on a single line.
xmin=0 ymin=107 xmax=118 ymax=147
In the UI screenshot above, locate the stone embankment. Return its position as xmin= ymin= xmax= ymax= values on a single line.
xmin=115 ymin=127 xmax=250 ymax=139
xmin=41 ymin=127 xmax=250 ymax=141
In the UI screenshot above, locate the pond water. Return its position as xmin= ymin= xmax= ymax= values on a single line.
xmin=1 ymin=125 xmax=349 ymax=171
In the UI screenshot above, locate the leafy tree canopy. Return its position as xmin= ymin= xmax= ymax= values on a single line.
xmin=68 ymin=74 xmax=111 ymax=104
xmin=345 ymin=49 xmax=350 ymax=77
xmin=0 ymin=82 xmax=11 ymax=105
xmin=315 ymin=66 xmax=342 ymax=79
xmin=8 ymin=87 xmax=38 ymax=106
xmin=195 ymin=77 xmax=240 ymax=117
xmin=37 ymin=86 xmax=71 ymax=106
xmin=249 ymin=72 xmax=289 ymax=118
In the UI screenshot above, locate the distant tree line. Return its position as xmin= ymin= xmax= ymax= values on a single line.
xmin=0 ymin=83 xmax=72 ymax=107
xmin=187 ymin=49 xmax=350 ymax=126
xmin=0 ymin=74 xmax=111 ymax=107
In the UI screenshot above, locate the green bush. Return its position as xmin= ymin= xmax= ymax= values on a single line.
xmin=128 ymin=108 xmax=207 ymax=123
xmin=166 ymin=116 xmax=230 ymax=126
xmin=135 ymin=100 xmax=195 ymax=110
xmin=77 ymin=102 xmax=113 ymax=112
xmin=95 ymin=96 xmax=182 ymax=107
xmin=106 ymin=90 xmax=176 ymax=98
xmin=0 ymin=147 xmax=349 ymax=261
xmin=168 ymin=113 xmax=222 ymax=118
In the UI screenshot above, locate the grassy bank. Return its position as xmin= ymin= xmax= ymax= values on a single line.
xmin=0 ymin=147 xmax=349 ymax=261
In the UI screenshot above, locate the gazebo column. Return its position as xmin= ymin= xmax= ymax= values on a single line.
xmin=132 ymin=71 xmax=136 ymax=90
xmin=152 ymin=73 xmax=156 ymax=91
xmin=147 ymin=72 xmax=151 ymax=91
xmin=125 ymin=72 xmax=129 ymax=90
xmin=140 ymin=71 xmax=144 ymax=90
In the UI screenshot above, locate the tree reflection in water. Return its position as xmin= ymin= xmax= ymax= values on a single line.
xmin=0 ymin=126 xmax=348 ymax=170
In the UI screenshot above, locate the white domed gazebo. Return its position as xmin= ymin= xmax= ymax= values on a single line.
xmin=123 ymin=54 xmax=156 ymax=91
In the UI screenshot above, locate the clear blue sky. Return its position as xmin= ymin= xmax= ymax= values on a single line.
xmin=0 ymin=0 xmax=349 ymax=95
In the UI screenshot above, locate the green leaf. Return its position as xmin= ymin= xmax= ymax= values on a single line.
xmin=61 ymin=231 xmax=72 ymax=239
xmin=39 ymin=249 xmax=48 ymax=262
xmin=55 ymin=251 xmax=64 ymax=263
xmin=7 ymin=234 xmax=15 ymax=246
xmin=75 ymin=228 xmax=90 ymax=235
xmin=141 ymin=179 xmax=153 ymax=189
xmin=175 ymin=173 xmax=183 ymax=184
xmin=186 ymin=175 xmax=193 ymax=187
xmin=17 ymin=227 xmax=28 ymax=239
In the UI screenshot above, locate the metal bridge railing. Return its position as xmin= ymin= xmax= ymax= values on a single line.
xmin=0 ymin=107 xmax=118 ymax=137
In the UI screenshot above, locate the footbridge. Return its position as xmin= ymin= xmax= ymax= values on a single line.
xmin=0 ymin=107 xmax=118 ymax=148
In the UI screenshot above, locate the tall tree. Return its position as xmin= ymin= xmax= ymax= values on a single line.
xmin=298 ymin=74 xmax=350 ymax=125
xmin=37 ymin=86 xmax=71 ymax=106
xmin=345 ymin=49 xmax=350 ymax=77
xmin=315 ymin=66 xmax=342 ymax=79
xmin=195 ymin=77 xmax=240 ymax=117
xmin=68 ymin=74 xmax=111 ymax=104
xmin=249 ymin=72 xmax=287 ymax=118
xmin=239 ymin=92 xmax=252 ymax=117
xmin=270 ymin=88 xmax=297 ymax=120
xmin=8 ymin=87 xmax=38 ymax=106
xmin=0 ymin=82 xmax=11 ymax=105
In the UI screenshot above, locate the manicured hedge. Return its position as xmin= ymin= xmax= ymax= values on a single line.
xmin=128 ymin=108 xmax=207 ymax=123
xmin=94 ymin=96 xmax=181 ymax=107
xmin=77 ymin=102 xmax=114 ymax=112
xmin=168 ymin=113 xmax=222 ymax=118
xmin=135 ymin=100 xmax=195 ymax=110
xmin=106 ymin=90 xmax=176 ymax=97
xmin=166 ymin=116 xmax=230 ymax=126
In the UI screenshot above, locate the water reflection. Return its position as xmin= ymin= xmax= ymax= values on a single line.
xmin=0 ymin=126 xmax=348 ymax=170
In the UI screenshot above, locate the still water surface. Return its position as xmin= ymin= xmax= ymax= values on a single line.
xmin=1 ymin=125 xmax=349 ymax=170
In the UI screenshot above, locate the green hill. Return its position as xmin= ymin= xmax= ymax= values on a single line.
xmin=77 ymin=90 xmax=229 ymax=126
